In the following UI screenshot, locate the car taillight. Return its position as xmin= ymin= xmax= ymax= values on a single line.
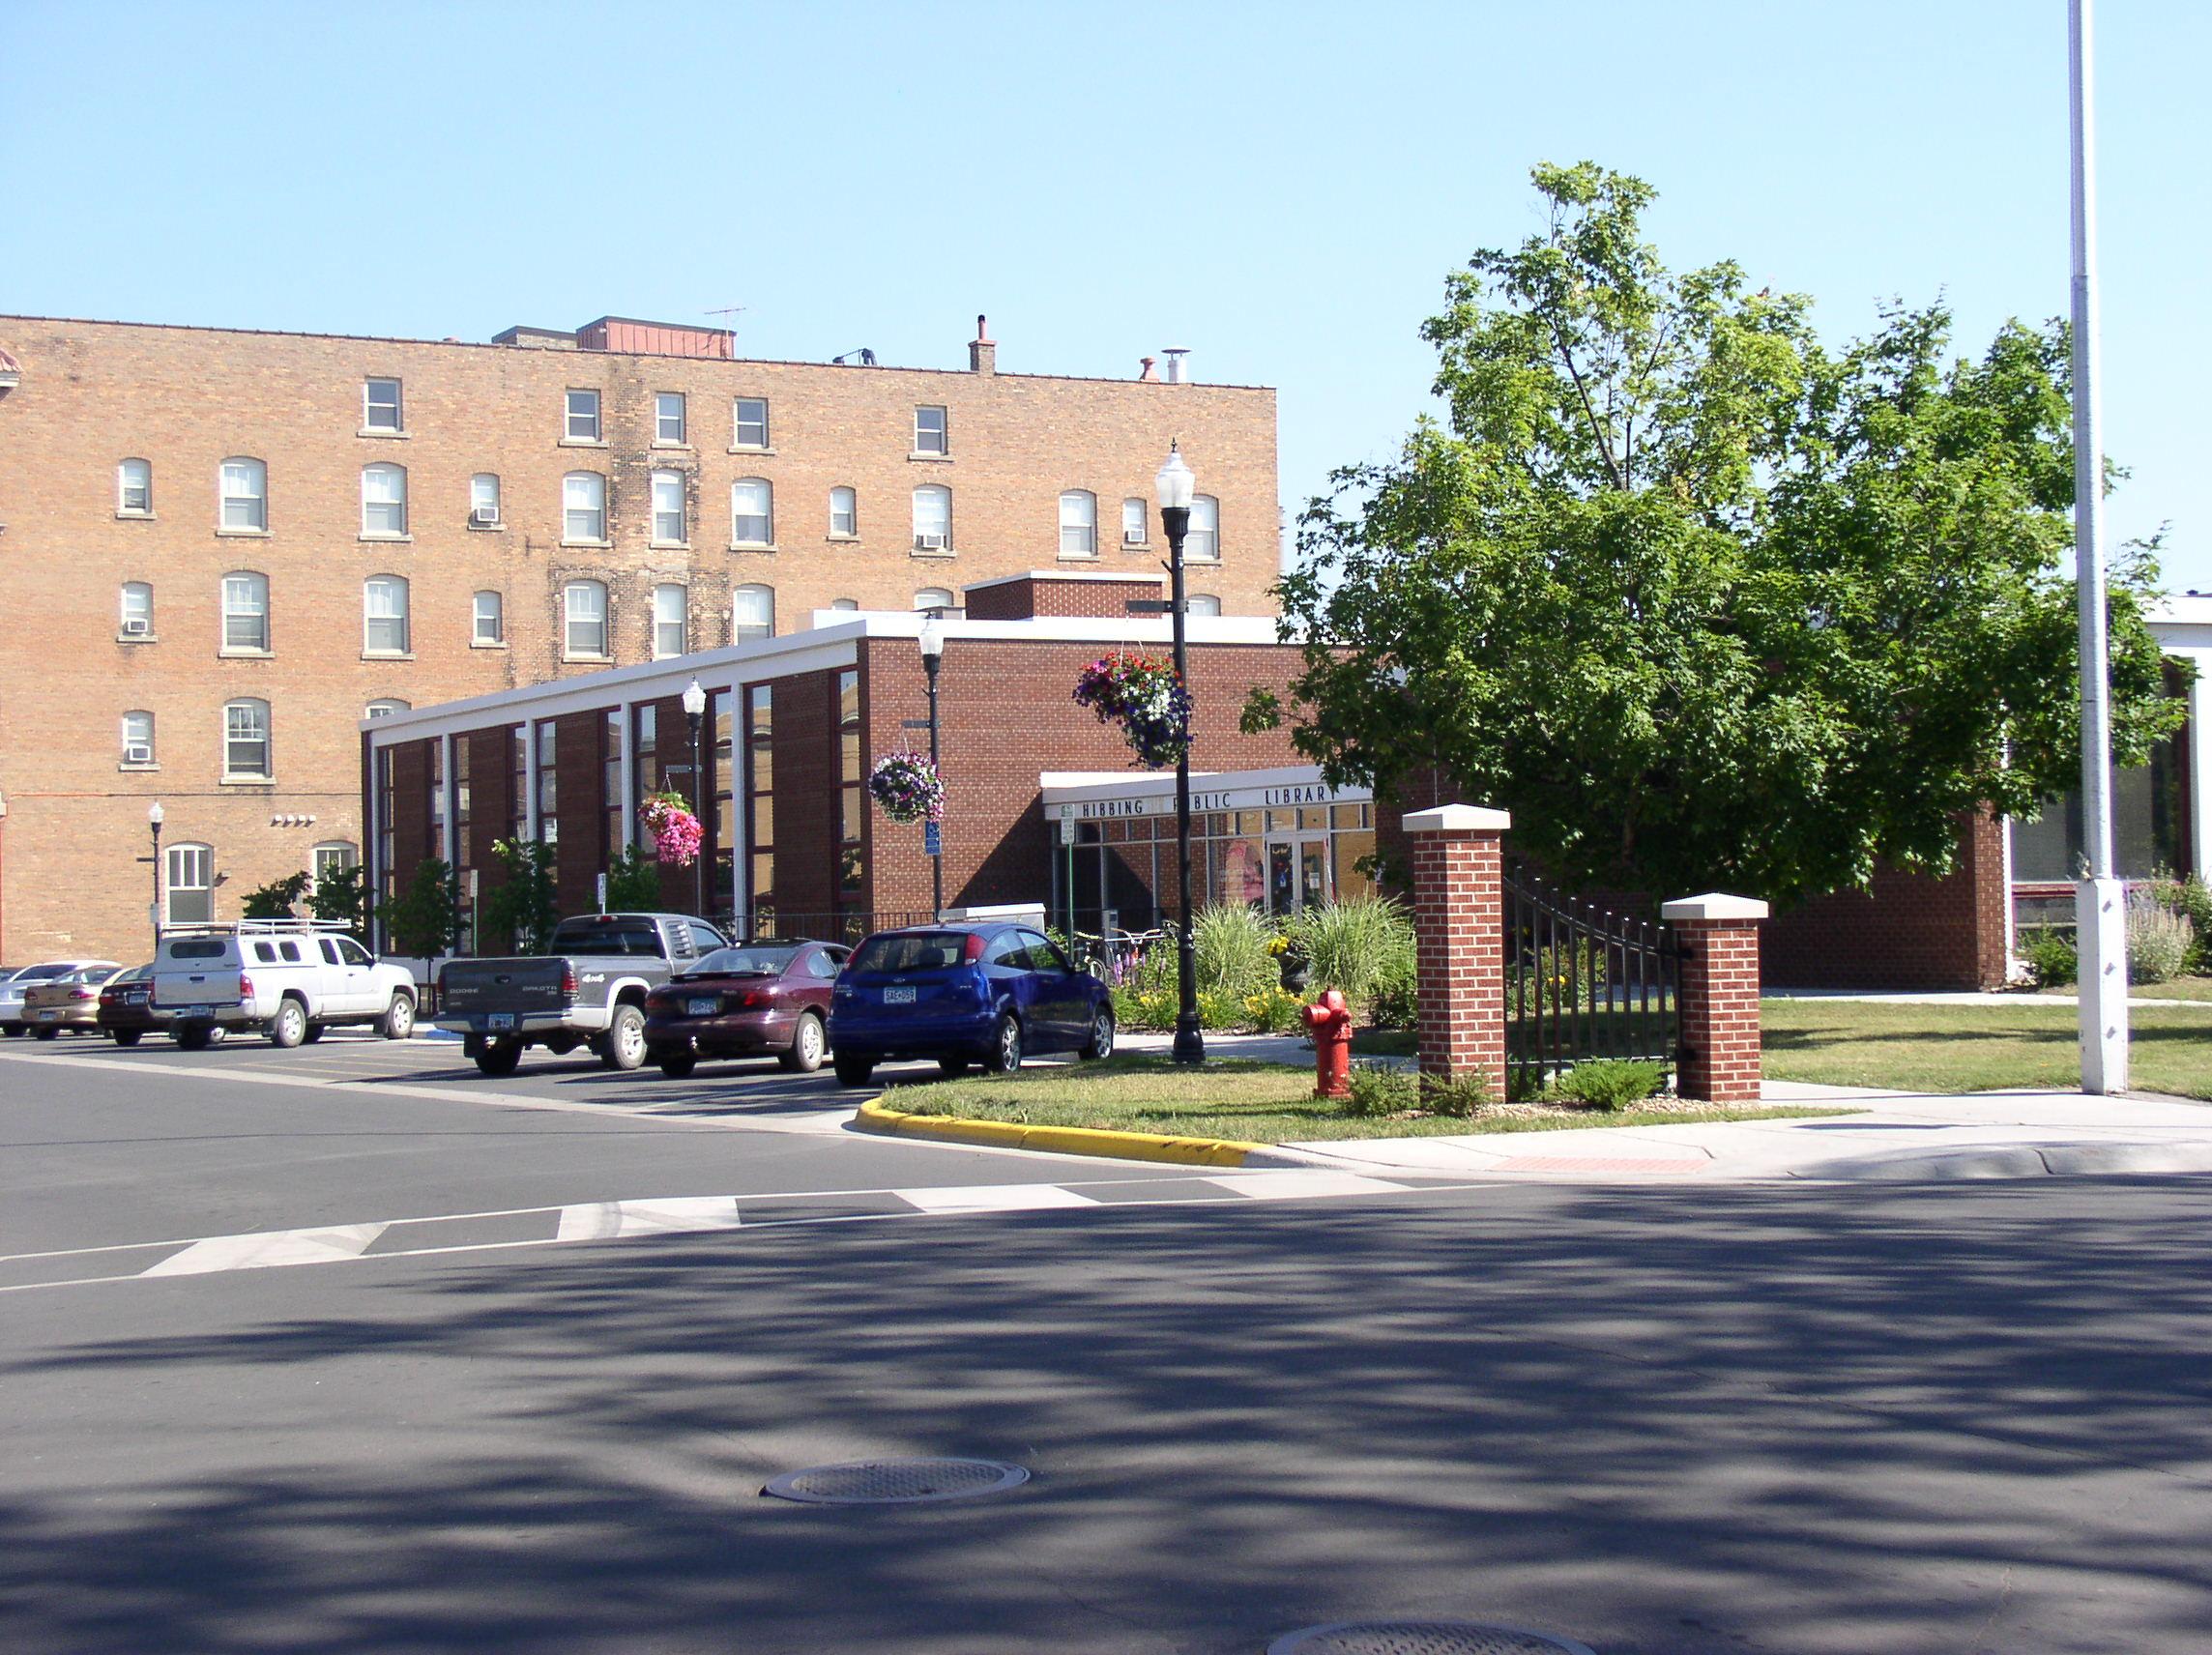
xmin=560 ymin=963 xmax=578 ymax=999
xmin=238 ymin=973 xmax=254 ymax=1001
xmin=70 ymin=988 xmax=96 ymax=1002
xmin=99 ymin=991 xmax=118 ymax=1006
xmin=963 ymin=933 xmax=987 ymax=963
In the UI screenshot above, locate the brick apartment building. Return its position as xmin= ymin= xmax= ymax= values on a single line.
xmin=0 ymin=312 xmax=1277 ymax=964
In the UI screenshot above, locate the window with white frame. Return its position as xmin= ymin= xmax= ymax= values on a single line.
xmin=732 ymin=396 xmax=770 ymax=450
xmin=1121 ymin=497 xmax=1147 ymax=545
xmin=312 ymin=842 xmax=358 ymax=886
xmin=470 ymin=473 xmax=501 ymax=526
xmin=731 ymin=478 xmax=772 ymax=545
xmin=363 ymin=378 xmax=402 ymax=431
xmin=655 ymin=391 xmax=686 ymax=445
xmin=914 ymin=405 xmax=947 ymax=454
xmin=1059 ymin=490 xmax=1097 ymax=557
xmin=222 ymin=699 xmax=271 ymax=779
xmin=732 ymin=584 xmax=773 ymax=641
xmin=653 ymin=584 xmax=688 ymax=657
xmin=565 ymin=580 xmax=608 ymax=656
xmin=118 ymin=458 xmax=153 ymax=516
xmin=912 ymin=485 xmax=951 ymax=550
xmin=651 ymin=470 xmax=685 ymax=543
xmin=221 ymin=571 xmax=270 ymax=652
xmin=830 ymin=597 xmax=859 ymax=611
xmin=365 ymin=699 xmax=410 ymax=718
xmin=1186 ymin=594 xmax=1222 ymax=617
xmin=364 ymin=575 xmax=410 ymax=654
xmin=914 ymin=587 xmax=954 ymax=611
xmin=565 ymin=388 xmax=600 ymax=442
xmin=473 ymin=590 xmax=504 ymax=645
xmin=1187 ymin=494 xmax=1219 ymax=561
xmin=218 ymin=457 xmax=267 ymax=531
xmin=119 ymin=581 xmax=154 ymax=637
xmin=121 ymin=710 xmax=156 ymax=767
xmin=830 ymin=485 xmax=858 ymax=537
xmin=563 ymin=471 xmax=606 ymax=541
xmin=361 ymin=463 xmax=408 ymax=536
xmin=166 ymin=843 xmax=214 ymax=925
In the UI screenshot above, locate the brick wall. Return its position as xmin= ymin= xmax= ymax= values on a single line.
xmin=0 ymin=312 xmax=1276 ymax=962
xmin=1672 ymin=915 xmax=1765 ymax=1104
xmin=1405 ymin=815 xmax=1508 ymax=1099
xmin=962 ymin=573 xmax=1166 ymax=621
xmin=1763 ymin=812 xmax=2007 ymax=991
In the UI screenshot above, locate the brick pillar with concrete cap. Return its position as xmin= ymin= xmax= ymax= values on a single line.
xmin=1663 ymin=893 xmax=1770 ymax=1104
xmin=1404 ymin=803 xmax=1511 ymax=1099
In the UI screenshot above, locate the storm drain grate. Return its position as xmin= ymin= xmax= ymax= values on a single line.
xmin=761 ymin=1457 xmax=1030 ymax=1506
xmin=1267 ymin=1624 xmax=1597 ymax=1655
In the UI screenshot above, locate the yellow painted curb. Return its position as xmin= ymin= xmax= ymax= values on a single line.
xmin=855 ymin=1096 xmax=1264 ymax=1168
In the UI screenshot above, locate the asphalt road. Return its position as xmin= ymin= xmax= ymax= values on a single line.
xmin=5 ymin=1033 xmax=2212 ymax=1654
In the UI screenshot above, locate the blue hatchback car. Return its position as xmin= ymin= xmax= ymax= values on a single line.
xmin=828 ymin=921 xmax=1114 ymax=1087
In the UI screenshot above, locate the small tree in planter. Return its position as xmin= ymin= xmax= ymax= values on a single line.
xmin=604 ymin=845 xmax=665 ymax=912
xmin=308 ymin=861 xmax=372 ymax=943
xmin=385 ymin=858 xmax=463 ymax=1006
xmin=241 ymin=870 xmax=312 ymax=919
xmin=1074 ymin=652 xmax=1191 ymax=769
xmin=481 ymin=838 xmax=559 ymax=955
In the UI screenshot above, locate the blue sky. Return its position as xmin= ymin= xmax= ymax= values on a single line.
xmin=4 ymin=0 xmax=2205 ymax=594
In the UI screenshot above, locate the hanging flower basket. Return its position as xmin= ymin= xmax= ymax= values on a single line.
xmin=869 ymin=751 xmax=946 ymax=824
xmin=1074 ymin=651 xmax=1191 ymax=769
xmin=639 ymin=789 xmax=704 ymax=868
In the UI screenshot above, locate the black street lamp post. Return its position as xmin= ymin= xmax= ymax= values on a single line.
xmin=1155 ymin=443 xmax=1205 ymax=1065
xmin=919 ymin=613 xmax=946 ymax=918
xmin=146 ymin=800 xmax=164 ymax=954
xmin=682 ymin=678 xmax=707 ymax=918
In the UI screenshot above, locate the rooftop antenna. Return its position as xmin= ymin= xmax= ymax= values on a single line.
xmin=831 ymin=346 xmax=879 ymax=366
xmin=706 ymin=305 xmax=745 ymax=357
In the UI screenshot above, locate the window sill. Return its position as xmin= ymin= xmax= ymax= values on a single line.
xmin=725 ymin=446 xmax=777 ymax=457
xmin=363 ymin=651 xmax=416 ymax=663
xmin=560 ymin=537 xmax=613 ymax=550
xmin=727 ymin=542 xmax=778 ymax=555
xmin=356 ymin=427 xmax=411 ymax=440
xmin=117 ymin=632 xmax=159 ymax=645
xmin=651 ymin=440 xmax=693 ymax=451
xmin=826 ymin=533 xmax=860 ymax=544
xmin=359 ymin=532 xmax=413 ymax=543
xmin=649 ymin=538 xmax=691 ymax=552
xmin=218 ymin=647 xmax=275 ymax=659
xmin=563 ymin=653 xmax=614 ymax=666
xmin=118 ymin=761 xmax=160 ymax=773
xmin=115 ymin=510 xmax=156 ymax=522
xmin=216 ymin=526 xmax=271 ymax=537
xmin=907 ymin=451 xmax=953 ymax=463
xmin=910 ymin=546 xmax=957 ymax=560
xmin=1121 ymin=539 xmax=1152 ymax=552
xmin=471 ymin=639 xmax=507 ymax=651
xmin=467 ymin=520 xmax=506 ymax=531
xmin=220 ymin=774 xmax=276 ymax=788
xmin=559 ymin=437 xmax=608 ymax=449
xmin=1058 ymin=549 xmax=1100 ymax=563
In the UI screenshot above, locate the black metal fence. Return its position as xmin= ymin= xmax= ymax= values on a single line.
xmin=724 ymin=910 xmax=938 ymax=945
xmin=1502 ymin=867 xmax=1678 ymax=1096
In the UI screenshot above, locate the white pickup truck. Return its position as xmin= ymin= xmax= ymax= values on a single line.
xmin=150 ymin=920 xmax=420 ymax=1050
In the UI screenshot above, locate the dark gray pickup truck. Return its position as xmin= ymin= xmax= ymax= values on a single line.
xmin=434 ymin=913 xmax=729 ymax=1076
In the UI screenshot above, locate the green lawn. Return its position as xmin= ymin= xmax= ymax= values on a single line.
xmin=1762 ymin=997 xmax=2212 ymax=1100
xmin=884 ymin=1056 xmax=1848 ymax=1143
xmin=2034 ymin=975 xmax=2212 ymax=1004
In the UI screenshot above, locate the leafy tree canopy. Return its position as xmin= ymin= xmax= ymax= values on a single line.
xmin=1271 ymin=160 xmax=2187 ymax=904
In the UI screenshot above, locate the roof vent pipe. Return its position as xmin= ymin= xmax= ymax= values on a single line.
xmin=1161 ymin=347 xmax=1189 ymax=384
xmin=1138 ymin=356 xmax=1159 ymax=382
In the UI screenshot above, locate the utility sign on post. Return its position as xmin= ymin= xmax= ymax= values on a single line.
xmin=924 ymin=821 xmax=942 ymax=857
xmin=1059 ymin=804 xmax=1077 ymax=846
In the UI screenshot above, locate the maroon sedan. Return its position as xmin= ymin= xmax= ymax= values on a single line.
xmin=642 ymin=939 xmax=850 ymax=1078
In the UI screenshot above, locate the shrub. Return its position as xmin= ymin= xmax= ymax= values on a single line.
xmin=1111 ymin=985 xmax=1178 ymax=1032
xmin=1242 ymin=986 xmax=1305 ymax=1034
xmin=2127 ymin=889 xmax=2193 ymax=985
xmin=1559 ymin=1059 xmax=1665 ymax=1110
xmin=604 ymin=846 xmax=665 ymax=912
xmin=385 ymin=858 xmax=463 ymax=962
xmin=1417 ymin=1071 xmax=1494 ymax=1118
xmin=1196 ymin=988 xmax=1245 ymax=1031
xmin=307 ymin=860 xmax=371 ymax=943
xmin=1343 ymin=1061 xmax=1418 ymax=1118
xmin=241 ymin=870 xmax=311 ymax=919
xmin=1292 ymin=895 xmax=1417 ymax=1014
xmin=1192 ymin=903 xmax=1279 ymax=1000
xmin=2023 ymin=928 xmax=2078 ymax=988
xmin=481 ymin=838 xmax=558 ymax=955
xmin=2146 ymin=874 xmax=2210 ymax=974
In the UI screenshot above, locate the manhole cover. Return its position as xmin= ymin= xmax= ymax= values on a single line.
xmin=1268 ymin=1624 xmax=1596 ymax=1655
xmin=761 ymin=1457 xmax=1030 ymax=1506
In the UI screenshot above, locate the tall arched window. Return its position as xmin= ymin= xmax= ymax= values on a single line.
xmin=222 ymin=699 xmax=272 ymax=779
xmin=653 ymin=584 xmax=688 ymax=658
xmin=361 ymin=463 xmax=408 ymax=536
xmin=731 ymin=479 xmax=773 ymax=546
xmin=1187 ymin=494 xmax=1219 ymax=561
xmin=651 ymin=470 xmax=685 ymax=544
xmin=563 ymin=471 xmax=606 ymax=542
xmin=1059 ymin=490 xmax=1097 ymax=558
xmin=221 ymin=571 xmax=270 ymax=653
xmin=119 ymin=581 xmax=154 ymax=637
xmin=364 ymin=575 xmax=410 ymax=654
xmin=565 ymin=580 xmax=608 ymax=656
xmin=166 ymin=843 xmax=215 ymax=925
xmin=117 ymin=458 xmax=153 ymax=516
xmin=732 ymin=584 xmax=774 ymax=641
xmin=218 ymin=457 xmax=267 ymax=532
xmin=121 ymin=710 xmax=156 ymax=767
xmin=912 ymin=485 xmax=951 ymax=551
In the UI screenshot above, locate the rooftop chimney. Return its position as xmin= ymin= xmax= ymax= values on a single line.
xmin=969 ymin=314 xmax=996 ymax=376
xmin=1138 ymin=356 xmax=1159 ymax=382
xmin=1161 ymin=347 xmax=1190 ymax=384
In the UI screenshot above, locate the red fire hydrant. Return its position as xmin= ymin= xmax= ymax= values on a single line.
xmin=1301 ymin=988 xmax=1353 ymax=1100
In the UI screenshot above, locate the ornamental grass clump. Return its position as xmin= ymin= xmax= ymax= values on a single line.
xmin=2127 ymin=888 xmax=2194 ymax=985
xmin=1291 ymin=895 xmax=1417 ymax=1017
xmin=868 ymin=750 xmax=946 ymax=824
xmin=1073 ymin=651 xmax=1191 ymax=768
xmin=1191 ymin=902 xmax=1279 ymax=1000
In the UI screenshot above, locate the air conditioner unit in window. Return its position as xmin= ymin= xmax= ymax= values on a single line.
xmin=1123 ymin=529 xmax=1147 ymax=545
xmin=470 ymin=505 xmax=501 ymax=527
xmin=915 ymin=534 xmax=947 ymax=551
xmin=122 ymin=616 xmax=152 ymax=636
xmin=124 ymin=742 xmax=153 ymax=765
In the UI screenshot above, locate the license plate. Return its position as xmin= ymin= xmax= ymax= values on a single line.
xmin=176 ymin=1005 xmax=211 ymax=1019
xmin=883 ymin=986 xmax=916 ymax=1004
xmin=485 ymin=1013 xmax=515 ymax=1031
xmin=36 ymin=1009 xmax=58 ymax=1021
xmin=686 ymin=998 xmax=720 ymax=1017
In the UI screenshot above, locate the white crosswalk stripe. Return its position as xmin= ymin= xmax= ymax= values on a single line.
xmin=141 ymin=1222 xmax=388 ymax=1276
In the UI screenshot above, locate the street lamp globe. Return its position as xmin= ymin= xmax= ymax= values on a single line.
xmin=1154 ymin=441 xmax=1195 ymax=510
xmin=680 ymin=678 xmax=707 ymax=719
xmin=917 ymin=612 xmax=945 ymax=663
xmin=148 ymin=800 xmax=164 ymax=828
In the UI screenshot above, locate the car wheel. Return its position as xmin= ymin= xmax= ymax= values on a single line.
xmin=474 ymin=1038 xmax=523 ymax=1077
xmin=937 ymin=1056 xmax=970 ymax=1078
xmin=779 ymin=1013 xmax=827 ymax=1074
xmin=112 ymin=1030 xmax=143 ymax=1048
xmin=268 ymin=999 xmax=307 ymax=1049
xmin=380 ymin=992 xmax=416 ymax=1040
xmin=1079 ymin=1005 xmax=1116 ymax=1061
xmin=302 ymin=1024 xmax=325 ymax=1043
xmin=832 ymin=1051 xmax=875 ymax=1088
xmin=32 ymin=1026 xmax=59 ymax=1040
xmin=2 ymin=1025 xmax=24 ymax=1038
xmin=601 ymin=1003 xmax=648 ymax=1071
xmin=174 ymin=1024 xmax=212 ymax=1052
xmin=983 ymin=1013 xmax=1024 ymax=1074
xmin=657 ymin=1050 xmax=699 ymax=1079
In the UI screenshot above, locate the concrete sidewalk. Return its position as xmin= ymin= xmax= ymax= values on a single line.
xmin=1276 ymin=1083 xmax=2212 ymax=1183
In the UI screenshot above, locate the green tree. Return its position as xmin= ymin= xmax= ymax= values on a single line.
xmin=307 ymin=860 xmax=371 ymax=943
xmin=240 ymin=870 xmax=312 ymax=919
xmin=480 ymin=838 xmax=559 ymax=954
xmin=384 ymin=857 xmax=463 ymax=962
xmin=1271 ymin=161 xmax=2187 ymax=905
xmin=604 ymin=845 xmax=665 ymax=912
